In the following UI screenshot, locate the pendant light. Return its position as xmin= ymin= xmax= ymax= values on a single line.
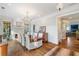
xmin=56 ymin=3 xmax=63 ymax=11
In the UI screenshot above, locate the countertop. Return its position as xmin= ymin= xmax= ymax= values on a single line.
xmin=0 ymin=42 xmax=8 ymax=47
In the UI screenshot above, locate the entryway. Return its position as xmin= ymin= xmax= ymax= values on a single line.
xmin=58 ymin=13 xmax=79 ymax=52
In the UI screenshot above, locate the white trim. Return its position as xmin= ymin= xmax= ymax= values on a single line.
xmin=58 ymin=4 xmax=79 ymax=17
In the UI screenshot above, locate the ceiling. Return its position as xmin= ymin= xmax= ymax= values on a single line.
xmin=63 ymin=12 xmax=79 ymax=20
xmin=0 ymin=3 xmax=76 ymax=21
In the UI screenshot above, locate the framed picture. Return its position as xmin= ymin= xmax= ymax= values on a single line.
xmin=39 ymin=26 xmax=46 ymax=32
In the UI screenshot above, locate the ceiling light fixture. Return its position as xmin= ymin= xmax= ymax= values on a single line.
xmin=56 ymin=3 xmax=63 ymax=11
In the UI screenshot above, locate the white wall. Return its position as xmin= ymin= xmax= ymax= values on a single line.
xmin=69 ymin=19 xmax=79 ymax=25
xmin=32 ymin=14 xmax=58 ymax=44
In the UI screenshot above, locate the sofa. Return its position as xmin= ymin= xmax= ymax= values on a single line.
xmin=25 ymin=33 xmax=42 ymax=50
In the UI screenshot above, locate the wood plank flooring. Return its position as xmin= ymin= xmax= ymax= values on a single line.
xmin=59 ymin=37 xmax=79 ymax=52
xmin=8 ymin=40 xmax=56 ymax=56
xmin=7 ymin=37 xmax=79 ymax=56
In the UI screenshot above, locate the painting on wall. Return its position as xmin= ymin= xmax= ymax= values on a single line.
xmin=39 ymin=26 xmax=46 ymax=32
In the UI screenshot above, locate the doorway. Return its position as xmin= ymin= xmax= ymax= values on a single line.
xmin=57 ymin=17 xmax=69 ymax=44
xmin=3 ymin=21 xmax=11 ymax=41
xmin=58 ymin=13 xmax=79 ymax=52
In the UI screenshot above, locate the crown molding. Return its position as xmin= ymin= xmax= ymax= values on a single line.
xmin=58 ymin=4 xmax=79 ymax=17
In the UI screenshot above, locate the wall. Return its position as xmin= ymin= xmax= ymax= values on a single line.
xmin=32 ymin=13 xmax=59 ymax=44
xmin=69 ymin=19 xmax=79 ymax=25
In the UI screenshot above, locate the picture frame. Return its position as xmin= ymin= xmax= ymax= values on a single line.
xmin=39 ymin=26 xmax=46 ymax=32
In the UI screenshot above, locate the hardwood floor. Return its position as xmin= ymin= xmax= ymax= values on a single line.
xmin=59 ymin=37 xmax=79 ymax=52
xmin=8 ymin=40 xmax=56 ymax=56
xmin=7 ymin=37 xmax=79 ymax=56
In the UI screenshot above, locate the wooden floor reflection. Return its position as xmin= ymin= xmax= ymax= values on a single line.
xmin=8 ymin=37 xmax=79 ymax=56
xmin=59 ymin=37 xmax=79 ymax=52
xmin=8 ymin=40 xmax=56 ymax=56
